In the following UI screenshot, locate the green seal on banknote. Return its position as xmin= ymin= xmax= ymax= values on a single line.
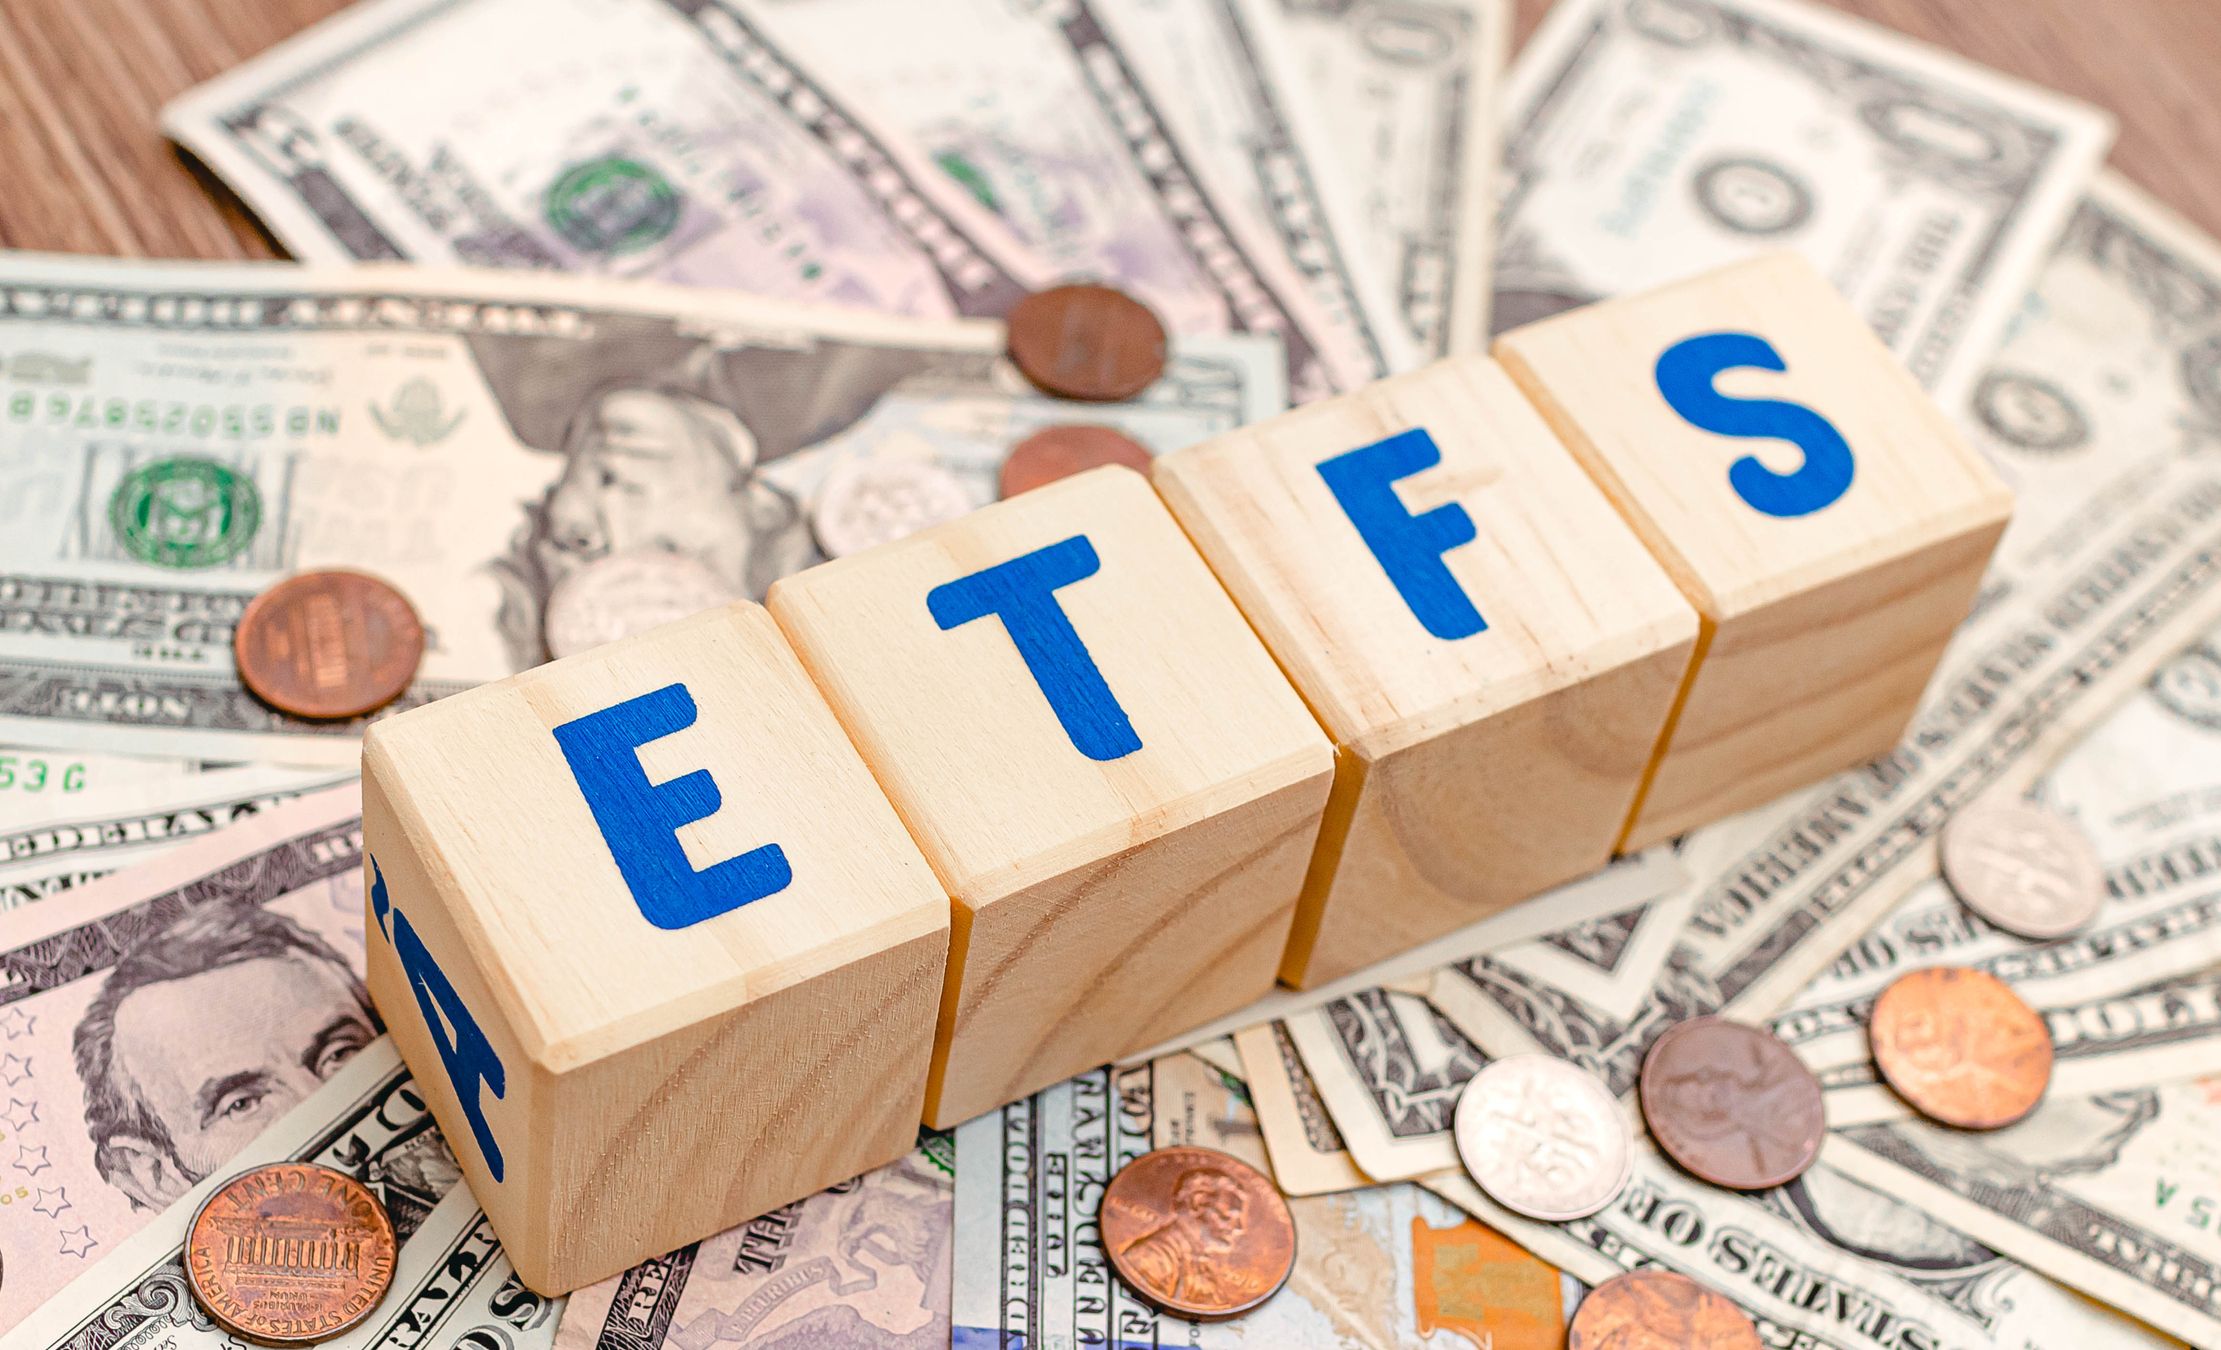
xmin=544 ymin=156 xmax=682 ymax=255
xmin=108 ymin=456 xmax=261 ymax=568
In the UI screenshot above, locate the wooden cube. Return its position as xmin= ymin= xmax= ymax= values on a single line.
xmin=1154 ymin=356 xmax=1699 ymax=988
xmin=360 ymin=603 xmax=949 ymax=1294
xmin=767 ymin=467 xmax=1333 ymax=1127
xmin=1496 ymin=254 xmax=2014 ymax=849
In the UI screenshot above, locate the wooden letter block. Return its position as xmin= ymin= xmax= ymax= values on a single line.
xmin=1154 ymin=356 xmax=1700 ymax=988
xmin=361 ymin=604 xmax=949 ymax=1294
xmin=767 ymin=467 xmax=1333 ymax=1127
xmin=1495 ymin=253 xmax=2014 ymax=849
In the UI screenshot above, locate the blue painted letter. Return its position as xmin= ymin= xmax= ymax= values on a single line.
xmin=927 ymin=535 xmax=1141 ymax=762
xmin=552 ymin=682 xmax=792 ymax=930
xmin=1655 ymin=332 xmax=1855 ymax=518
xmin=1316 ymin=428 xmax=1484 ymax=641
xmin=370 ymin=856 xmax=507 ymax=1182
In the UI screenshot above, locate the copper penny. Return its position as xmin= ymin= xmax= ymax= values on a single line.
xmin=235 ymin=570 xmax=424 ymax=720
xmin=185 ymin=1162 xmax=398 ymax=1346
xmin=1870 ymin=966 xmax=2053 ymax=1129
xmin=1001 ymin=424 xmax=1155 ymax=498
xmin=1006 ymin=283 xmax=1168 ymax=401
xmin=1639 ymin=1016 xmax=1823 ymax=1191
xmin=1569 ymin=1269 xmax=1762 ymax=1350
xmin=1101 ymin=1145 xmax=1295 ymax=1321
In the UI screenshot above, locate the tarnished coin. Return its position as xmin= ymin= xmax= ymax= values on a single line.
xmin=1101 ymin=1146 xmax=1295 ymax=1322
xmin=185 ymin=1162 xmax=398 ymax=1346
xmin=543 ymin=548 xmax=741 ymax=660
xmin=1870 ymin=966 xmax=2053 ymax=1129
xmin=1569 ymin=1269 xmax=1762 ymax=1350
xmin=1001 ymin=424 xmax=1154 ymax=498
xmin=1006 ymin=283 xmax=1168 ymax=401
xmin=1453 ymin=1054 xmax=1632 ymax=1221
xmin=235 ymin=570 xmax=424 ymax=720
xmin=810 ymin=457 xmax=974 ymax=559
xmin=1940 ymin=798 xmax=2104 ymax=939
xmin=1640 ymin=1016 xmax=1823 ymax=1191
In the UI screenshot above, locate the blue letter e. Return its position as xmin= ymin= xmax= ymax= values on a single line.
xmin=552 ymin=682 xmax=793 ymax=930
xmin=1655 ymin=332 xmax=1855 ymax=519
xmin=928 ymin=535 xmax=1142 ymax=763
xmin=1316 ymin=428 xmax=1484 ymax=641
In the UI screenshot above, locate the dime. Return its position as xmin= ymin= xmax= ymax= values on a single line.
xmin=185 ymin=1162 xmax=398 ymax=1346
xmin=1006 ymin=283 xmax=1169 ymax=401
xmin=543 ymin=548 xmax=742 ymax=659
xmin=1100 ymin=1145 xmax=1295 ymax=1322
xmin=1940 ymin=798 xmax=2105 ymax=939
xmin=1001 ymin=424 xmax=1154 ymax=498
xmin=1569 ymin=1269 xmax=1762 ymax=1350
xmin=234 ymin=570 xmax=424 ymax=720
xmin=1453 ymin=1054 xmax=1632 ymax=1221
xmin=1639 ymin=1016 xmax=1823 ymax=1191
xmin=809 ymin=457 xmax=974 ymax=559
xmin=1870 ymin=966 xmax=2053 ymax=1129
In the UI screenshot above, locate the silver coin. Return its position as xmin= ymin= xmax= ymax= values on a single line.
xmin=543 ymin=549 xmax=742 ymax=660
xmin=810 ymin=457 xmax=974 ymax=559
xmin=1940 ymin=798 xmax=2105 ymax=940
xmin=1452 ymin=1054 xmax=1632 ymax=1222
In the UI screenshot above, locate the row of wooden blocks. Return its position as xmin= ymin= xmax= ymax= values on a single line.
xmin=361 ymin=254 xmax=2013 ymax=1293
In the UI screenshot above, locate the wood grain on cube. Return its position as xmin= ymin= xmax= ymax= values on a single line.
xmin=1154 ymin=355 xmax=1698 ymax=988
xmin=767 ymin=467 xmax=1333 ymax=1127
xmin=362 ymin=603 xmax=948 ymax=1293
xmin=1495 ymin=253 xmax=2013 ymax=849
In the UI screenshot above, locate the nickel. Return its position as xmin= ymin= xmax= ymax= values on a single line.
xmin=1001 ymin=424 xmax=1154 ymax=498
xmin=1870 ymin=965 xmax=2054 ymax=1129
xmin=1940 ymin=797 xmax=2105 ymax=939
xmin=1569 ymin=1269 xmax=1763 ymax=1350
xmin=1100 ymin=1145 xmax=1294 ymax=1322
xmin=543 ymin=548 xmax=743 ymax=659
xmin=1453 ymin=1054 xmax=1632 ymax=1222
xmin=234 ymin=570 xmax=424 ymax=720
xmin=1006 ymin=283 xmax=1168 ymax=401
xmin=809 ymin=457 xmax=974 ymax=559
xmin=1640 ymin=1016 xmax=1823 ymax=1191
xmin=185 ymin=1162 xmax=398 ymax=1346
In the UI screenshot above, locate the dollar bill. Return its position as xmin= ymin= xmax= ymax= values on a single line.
xmin=731 ymin=0 xmax=1409 ymax=396
xmin=1233 ymin=1022 xmax=1371 ymax=1195
xmin=1496 ymin=0 xmax=2112 ymax=402
xmin=1431 ymin=172 xmax=2221 ymax=1094
xmin=1262 ymin=0 xmax=1507 ymax=354
xmin=1281 ymin=989 xmax=1484 ymax=1181
xmin=1834 ymin=1076 xmax=2221 ymax=1348
xmin=0 ymin=1039 xmax=561 ymax=1350
xmin=161 ymin=0 xmax=1052 ymax=318
xmin=555 ymin=1133 xmax=954 ymax=1350
xmin=0 ymin=747 xmax=195 ymax=799
xmin=951 ymin=1053 xmax=1568 ymax=1347
xmin=0 ymin=764 xmax=351 ymax=910
xmin=0 ymin=254 xmax=1283 ymax=765
xmin=1771 ymin=635 xmax=2221 ymax=1122
xmin=0 ymin=785 xmax=371 ymax=1328
xmin=1421 ymin=1145 xmax=2183 ymax=1350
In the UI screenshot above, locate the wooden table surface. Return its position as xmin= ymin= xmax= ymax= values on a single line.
xmin=1 ymin=0 xmax=2218 ymax=258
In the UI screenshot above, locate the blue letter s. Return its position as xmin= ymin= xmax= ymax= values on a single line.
xmin=553 ymin=682 xmax=793 ymax=930
xmin=1655 ymin=332 xmax=1854 ymax=519
xmin=928 ymin=535 xmax=1141 ymax=763
xmin=1316 ymin=428 xmax=1484 ymax=641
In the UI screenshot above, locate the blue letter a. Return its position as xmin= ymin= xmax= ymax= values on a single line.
xmin=1655 ymin=331 xmax=1855 ymax=518
xmin=370 ymin=856 xmax=507 ymax=1182
xmin=553 ymin=682 xmax=792 ymax=930
xmin=1316 ymin=428 xmax=1485 ymax=641
xmin=928 ymin=535 xmax=1142 ymax=763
